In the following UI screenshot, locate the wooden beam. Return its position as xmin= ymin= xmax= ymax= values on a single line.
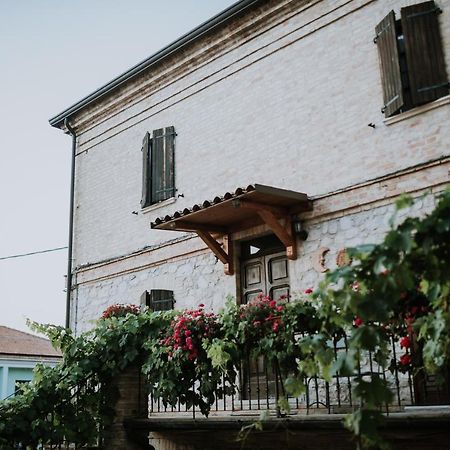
xmin=257 ymin=210 xmax=297 ymax=260
xmin=285 ymin=215 xmax=297 ymax=260
xmin=197 ymin=231 xmax=230 ymax=266
xmin=222 ymin=234 xmax=234 ymax=275
xmin=257 ymin=210 xmax=292 ymax=247
xmin=168 ymin=220 xmax=227 ymax=234
xmin=233 ymin=199 xmax=288 ymax=216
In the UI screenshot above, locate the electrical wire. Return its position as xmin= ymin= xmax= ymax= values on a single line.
xmin=0 ymin=246 xmax=68 ymax=261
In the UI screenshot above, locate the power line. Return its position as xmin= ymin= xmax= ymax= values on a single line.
xmin=0 ymin=246 xmax=68 ymax=261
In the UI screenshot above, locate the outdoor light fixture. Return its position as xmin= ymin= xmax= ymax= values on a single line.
xmin=293 ymin=220 xmax=308 ymax=241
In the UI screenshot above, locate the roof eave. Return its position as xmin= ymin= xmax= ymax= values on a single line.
xmin=49 ymin=0 xmax=263 ymax=129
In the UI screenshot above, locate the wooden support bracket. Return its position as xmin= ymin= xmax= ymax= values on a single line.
xmin=197 ymin=231 xmax=234 ymax=275
xmin=257 ymin=210 xmax=297 ymax=260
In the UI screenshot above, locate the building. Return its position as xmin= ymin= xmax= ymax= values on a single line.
xmin=49 ymin=0 xmax=449 ymax=448
xmin=0 ymin=326 xmax=61 ymax=400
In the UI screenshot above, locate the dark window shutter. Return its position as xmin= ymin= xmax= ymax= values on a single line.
xmin=140 ymin=290 xmax=150 ymax=309
xmin=149 ymin=289 xmax=174 ymax=311
xmin=375 ymin=11 xmax=404 ymax=117
xmin=164 ymin=126 xmax=176 ymax=201
xmin=151 ymin=128 xmax=164 ymax=204
xmin=151 ymin=127 xmax=176 ymax=204
xmin=140 ymin=132 xmax=151 ymax=207
xmin=401 ymin=1 xmax=449 ymax=106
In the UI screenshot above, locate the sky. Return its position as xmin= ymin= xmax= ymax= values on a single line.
xmin=0 ymin=0 xmax=236 ymax=334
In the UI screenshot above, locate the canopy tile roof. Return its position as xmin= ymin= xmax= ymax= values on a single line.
xmin=151 ymin=184 xmax=311 ymax=232
xmin=0 ymin=326 xmax=62 ymax=358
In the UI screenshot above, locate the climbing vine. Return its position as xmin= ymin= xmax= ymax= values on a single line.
xmin=0 ymin=188 xmax=448 ymax=449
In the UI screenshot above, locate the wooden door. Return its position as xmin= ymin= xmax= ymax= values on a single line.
xmin=240 ymin=236 xmax=289 ymax=401
xmin=241 ymin=250 xmax=290 ymax=304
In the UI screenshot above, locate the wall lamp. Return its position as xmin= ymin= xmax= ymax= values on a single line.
xmin=293 ymin=220 xmax=308 ymax=241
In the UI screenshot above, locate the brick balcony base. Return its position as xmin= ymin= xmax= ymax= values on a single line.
xmin=125 ymin=409 xmax=450 ymax=450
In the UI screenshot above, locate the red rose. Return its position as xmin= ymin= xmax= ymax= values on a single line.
xmin=400 ymin=336 xmax=411 ymax=349
xmin=269 ymin=300 xmax=277 ymax=308
xmin=198 ymin=303 xmax=205 ymax=308
xmin=304 ymin=288 xmax=313 ymax=294
xmin=354 ymin=317 xmax=363 ymax=327
xmin=400 ymin=354 xmax=411 ymax=366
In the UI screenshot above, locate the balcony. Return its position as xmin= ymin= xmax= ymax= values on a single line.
xmin=123 ymin=334 xmax=450 ymax=450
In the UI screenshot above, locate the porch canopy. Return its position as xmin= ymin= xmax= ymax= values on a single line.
xmin=151 ymin=184 xmax=311 ymax=275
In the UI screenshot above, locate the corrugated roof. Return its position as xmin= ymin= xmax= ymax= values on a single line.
xmin=0 ymin=326 xmax=62 ymax=358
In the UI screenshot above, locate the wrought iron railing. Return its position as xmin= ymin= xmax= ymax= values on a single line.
xmin=147 ymin=334 xmax=450 ymax=419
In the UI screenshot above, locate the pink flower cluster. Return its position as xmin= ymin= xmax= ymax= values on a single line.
xmin=101 ymin=303 xmax=140 ymax=319
xmin=162 ymin=304 xmax=217 ymax=361
xmin=240 ymin=294 xmax=286 ymax=334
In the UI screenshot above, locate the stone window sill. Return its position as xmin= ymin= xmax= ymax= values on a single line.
xmin=384 ymin=94 xmax=450 ymax=126
xmin=141 ymin=197 xmax=176 ymax=215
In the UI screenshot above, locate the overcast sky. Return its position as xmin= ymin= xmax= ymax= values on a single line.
xmin=0 ymin=0 xmax=235 ymax=334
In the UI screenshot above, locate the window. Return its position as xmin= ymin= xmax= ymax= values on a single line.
xmin=141 ymin=126 xmax=176 ymax=207
xmin=375 ymin=1 xmax=449 ymax=118
xmin=140 ymin=289 xmax=175 ymax=311
xmin=14 ymin=380 xmax=30 ymax=395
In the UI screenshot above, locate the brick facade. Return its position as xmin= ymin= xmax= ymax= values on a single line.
xmin=64 ymin=0 xmax=450 ymax=332
xmin=51 ymin=1 xmax=450 ymax=447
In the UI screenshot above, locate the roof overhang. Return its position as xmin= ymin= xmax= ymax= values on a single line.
xmin=49 ymin=0 xmax=263 ymax=129
xmin=151 ymin=184 xmax=312 ymax=275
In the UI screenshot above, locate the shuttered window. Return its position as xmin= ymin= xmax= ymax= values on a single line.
xmin=375 ymin=1 xmax=448 ymax=118
xmin=141 ymin=126 xmax=176 ymax=207
xmin=140 ymin=289 xmax=175 ymax=311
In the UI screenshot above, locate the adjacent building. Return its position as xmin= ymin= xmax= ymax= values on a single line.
xmin=0 ymin=326 xmax=61 ymax=400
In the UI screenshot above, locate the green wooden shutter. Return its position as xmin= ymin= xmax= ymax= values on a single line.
xmin=140 ymin=132 xmax=151 ymax=207
xmin=401 ymin=1 xmax=449 ymax=106
xmin=151 ymin=127 xmax=176 ymax=204
xmin=149 ymin=289 xmax=174 ymax=311
xmin=375 ymin=11 xmax=404 ymax=117
xmin=151 ymin=128 xmax=164 ymax=204
xmin=164 ymin=126 xmax=176 ymax=201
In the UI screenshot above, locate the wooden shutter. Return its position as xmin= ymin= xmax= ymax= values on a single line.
xmin=140 ymin=132 xmax=151 ymax=207
xmin=375 ymin=11 xmax=404 ymax=117
xmin=151 ymin=128 xmax=164 ymax=204
xmin=151 ymin=127 xmax=176 ymax=204
xmin=149 ymin=289 xmax=174 ymax=311
xmin=164 ymin=126 xmax=176 ymax=201
xmin=140 ymin=290 xmax=150 ymax=309
xmin=401 ymin=1 xmax=449 ymax=106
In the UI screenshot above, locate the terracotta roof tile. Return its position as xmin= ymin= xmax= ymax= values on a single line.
xmin=0 ymin=326 xmax=62 ymax=358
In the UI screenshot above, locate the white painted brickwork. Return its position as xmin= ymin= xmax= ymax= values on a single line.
xmin=67 ymin=0 xmax=450 ymax=332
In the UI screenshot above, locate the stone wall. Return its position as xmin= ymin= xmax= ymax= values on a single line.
xmin=72 ymin=190 xmax=440 ymax=333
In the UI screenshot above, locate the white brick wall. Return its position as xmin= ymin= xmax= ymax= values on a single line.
xmin=66 ymin=0 xmax=450 ymax=331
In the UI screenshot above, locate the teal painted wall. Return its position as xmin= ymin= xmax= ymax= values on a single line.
xmin=0 ymin=359 xmax=59 ymax=400
xmin=6 ymin=367 xmax=34 ymax=397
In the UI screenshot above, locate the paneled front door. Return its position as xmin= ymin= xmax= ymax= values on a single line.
xmin=242 ymin=253 xmax=290 ymax=303
xmin=240 ymin=235 xmax=289 ymax=400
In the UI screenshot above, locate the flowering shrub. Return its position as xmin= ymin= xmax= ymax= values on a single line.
xmin=143 ymin=305 xmax=229 ymax=416
xmin=101 ymin=303 xmax=140 ymax=319
xmin=0 ymin=190 xmax=448 ymax=450
xmin=162 ymin=304 xmax=218 ymax=361
xmin=238 ymin=295 xmax=285 ymax=341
